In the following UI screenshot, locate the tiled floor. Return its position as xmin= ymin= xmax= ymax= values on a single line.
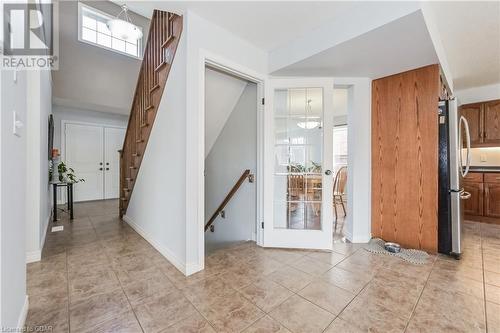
xmin=26 ymin=200 xmax=499 ymax=333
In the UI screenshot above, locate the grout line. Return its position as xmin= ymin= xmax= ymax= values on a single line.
xmin=402 ymin=255 xmax=437 ymax=332
xmin=480 ymin=223 xmax=489 ymax=333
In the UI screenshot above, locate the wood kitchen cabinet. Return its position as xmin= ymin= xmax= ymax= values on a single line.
xmin=484 ymin=100 xmax=500 ymax=145
xmin=460 ymin=99 xmax=500 ymax=147
xmin=464 ymin=182 xmax=484 ymax=216
xmin=464 ymin=171 xmax=500 ymax=223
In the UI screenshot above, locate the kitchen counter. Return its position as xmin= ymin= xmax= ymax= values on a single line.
xmin=468 ymin=166 xmax=500 ymax=173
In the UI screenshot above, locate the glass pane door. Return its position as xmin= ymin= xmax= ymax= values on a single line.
xmin=263 ymin=78 xmax=333 ymax=250
xmin=274 ymin=88 xmax=324 ymax=230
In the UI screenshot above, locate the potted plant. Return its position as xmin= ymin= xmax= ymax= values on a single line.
xmin=57 ymin=162 xmax=85 ymax=183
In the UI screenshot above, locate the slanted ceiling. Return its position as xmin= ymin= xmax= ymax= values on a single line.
xmin=205 ymin=67 xmax=248 ymax=156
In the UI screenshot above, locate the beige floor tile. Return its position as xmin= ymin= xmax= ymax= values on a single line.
xmin=122 ymin=271 xmax=177 ymax=306
xmin=69 ymin=288 xmax=131 ymax=332
xmin=181 ymin=276 xmax=237 ymax=308
xmin=331 ymin=242 xmax=362 ymax=256
xmin=27 ymin=253 xmax=67 ymax=275
xmin=427 ymin=269 xmax=484 ymax=299
xmin=267 ymin=266 xmax=315 ymax=292
xmin=243 ymin=315 xmax=291 ymax=333
xmin=306 ymin=251 xmax=346 ymax=265
xmin=76 ymin=310 xmax=142 ymax=333
xmin=240 ymin=278 xmax=294 ymax=313
xmin=27 ymin=270 xmax=68 ymax=297
xmin=487 ymin=301 xmax=500 ymax=333
xmin=486 ymin=283 xmax=500 ymax=305
xmin=68 ymin=264 xmax=121 ymax=303
xmin=289 ymin=256 xmax=333 ymax=276
xmin=359 ymin=276 xmax=422 ymax=320
xmin=269 ymin=295 xmax=335 ymax=333
xmin=406 ymin=285 xmax=486 ymax=333
xmin=434 ymin=259 xmax=484 ymax=282
xmin=484 ymin=257 xmax=500 ymax=274
xmin=324 ymin=318 xmax=364 ymax=333
xmin=298 ymin=280 xmax=355 ymax=315
xmin=196 ymin=292 xmax=264 ymax=333
xmin=133 ymin=289 xmax=198 ymax=333
xmin=219 ymin=265 xmax=263 ymax=290
xmin=159 ymin=312 xmax=216 ymax=333
xmin=28 ymin=290 xmax=68 ymax=313
xmin=263 ymin=248 xmax=306 ymax=264
xmin=321 ymin=267 xmax=371 ymax=294
xmin=25 ymin=305 xmax=69 ymax=333
xmin=339 ymin=295 xmax=407 ymax=333
xmin=485 ymin=270 xmax=500 ymax=287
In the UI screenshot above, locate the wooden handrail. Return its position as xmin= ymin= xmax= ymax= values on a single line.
xmin=205 ymin=169 xmax=251 ymax=231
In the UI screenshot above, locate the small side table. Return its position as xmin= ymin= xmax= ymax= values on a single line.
xmin=51 ymin=182 xmax=74 ymax=222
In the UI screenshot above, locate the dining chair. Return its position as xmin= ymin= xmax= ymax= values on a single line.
xmin=333 ymin=166 xmax=347 ymax=233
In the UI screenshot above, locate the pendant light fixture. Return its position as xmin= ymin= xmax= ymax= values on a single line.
xmin=107 ymin=5 xmax=143 ymax=42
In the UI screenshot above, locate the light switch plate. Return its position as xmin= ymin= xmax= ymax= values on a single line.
xmin=12 ymin=111 xmax=24 ymax=137
xmin=481 ymin=154 xmax=487 ymax=162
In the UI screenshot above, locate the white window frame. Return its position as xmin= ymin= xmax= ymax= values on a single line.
xmin=77 ymin=2 xmax=143 ymax=59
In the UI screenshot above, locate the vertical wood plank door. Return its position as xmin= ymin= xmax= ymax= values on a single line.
xmin=460 ymin=103 xmax=483 ymax=145
xmin=372 ymin=64 xmax=439 ymax=253
xmin=484 ymin=100 xmax=500 ymax=144
xmin=485 ymin=183 xmax=500 ymax=218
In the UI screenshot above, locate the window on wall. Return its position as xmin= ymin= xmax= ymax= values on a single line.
xmin=78 ymin=3 xmax=142 ymax=58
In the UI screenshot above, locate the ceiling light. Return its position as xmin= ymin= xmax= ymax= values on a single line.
xmin=107 ymin=5 xmax=142 ymax=42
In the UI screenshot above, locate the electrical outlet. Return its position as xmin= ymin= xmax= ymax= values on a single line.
xmin=480 ymin=154 xmax=487 ymax=162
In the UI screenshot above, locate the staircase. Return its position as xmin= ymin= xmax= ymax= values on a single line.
xmin=119 ymin=10 xmax=183 ymax=218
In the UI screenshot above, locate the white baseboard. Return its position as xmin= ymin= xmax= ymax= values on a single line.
xmin=122 ymin=215 xmax=189 ymax=276
xmin=26 ymin=251 xmax=41 ymax=263
xmin=17 ymin=296 xmax=29 ymax=329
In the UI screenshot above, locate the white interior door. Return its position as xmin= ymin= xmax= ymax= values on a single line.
xmin=104 ymin=127 xmax=126 ymax=199
xmin=263 ymin=78 xmax=334 ymax=250
xmin=65 ymin=123 xmax=104 ymax=202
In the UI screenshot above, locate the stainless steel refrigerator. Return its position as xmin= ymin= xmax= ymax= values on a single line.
xmin=438 ymin=98 xmax=471 ymax=258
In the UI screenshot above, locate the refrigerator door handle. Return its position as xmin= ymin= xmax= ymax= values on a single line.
xmin=459 ymin=116 xmax=471 ymax=177
xmin=460 ymin=190 xmax=471 ymax=200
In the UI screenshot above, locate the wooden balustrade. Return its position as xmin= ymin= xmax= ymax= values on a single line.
xmin=119 ymin=10 xmax=183 ymax=218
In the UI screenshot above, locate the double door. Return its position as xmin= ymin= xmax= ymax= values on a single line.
xmin=65 ymin=123 xmax=126 ymax=202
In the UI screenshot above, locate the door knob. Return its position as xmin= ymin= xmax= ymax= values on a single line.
xmin=106 ymin=168 xmax=109 ymax=171
xmin=99 ymin=162 xmax=103 ymax=165
xmin=325 ymin=170 xmax=332 ymax=175
xmin=99 ymin=168 xmax=103 ymax=171
xmin=106 ymin=162 xmax=109 ymax=165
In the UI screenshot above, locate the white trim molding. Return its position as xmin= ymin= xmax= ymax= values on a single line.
xmin=16 ymin=296 xmax=29 ymax=330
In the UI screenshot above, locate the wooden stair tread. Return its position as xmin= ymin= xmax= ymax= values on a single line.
xmin=119 ymin=10 xmax=183 ymax=219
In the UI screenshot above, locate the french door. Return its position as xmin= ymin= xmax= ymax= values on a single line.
xmin=65 ymin=123 xmax=125 ymax=201
xmin=263 ymin=78 xmax=334 ymax=250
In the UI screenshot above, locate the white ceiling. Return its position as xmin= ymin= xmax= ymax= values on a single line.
xmin=425 ymin=1 xmax=500 ymax=90
xmin=272 ymin=11 xmax=438 ymax=79
xmin=113 ymin=1 xmax=393 ymax=51
xmin=205 ymin=67 xmax=248 ymax=156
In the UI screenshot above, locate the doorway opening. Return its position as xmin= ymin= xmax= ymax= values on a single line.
xmin=203 ymin=65 xmax=259 ymax=254
xmin=332 ymin=87 xmax=350 ymax=242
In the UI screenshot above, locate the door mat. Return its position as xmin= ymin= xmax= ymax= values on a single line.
xmin=364 ymin=238 xmax=430 ymax=265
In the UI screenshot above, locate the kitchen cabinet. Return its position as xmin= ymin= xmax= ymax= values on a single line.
xmin=464 ymin=171 xmax=500 ymax=223
xmin=464 ymin=182 xmax=484 ymax=216
xmin=460 ymin=99 xmax=500 ymax=147
xmin=483 ymin=100 xmax=500 ymax=145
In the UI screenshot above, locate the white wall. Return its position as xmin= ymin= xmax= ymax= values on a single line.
xmin=455 ymin=83 xmax=500 ymax=105
xmin=185 ymin=10 xmax=267 ymax=274
xmin=52 ymin=105 xmax=128 ymax=151
xmin=1 ymin=69 xmax=28 ymax=330
xmin=124 ymin=32 xmax=188 ymax=273
xmin=26 ymin=70 xmax=53 ymax=263
xmin=205 ymin=83 xmax=257 ymax=252
xmin=53 ymin=1 xmax=150 ymax=115
xmin=335 ymin=78 xmax=372 ymax=243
